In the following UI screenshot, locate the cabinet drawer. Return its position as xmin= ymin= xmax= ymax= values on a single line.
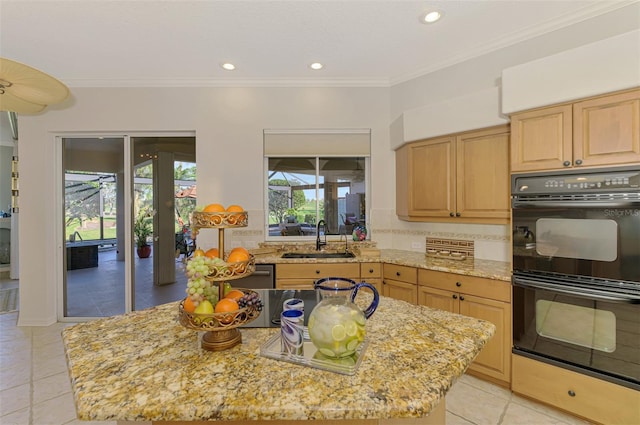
xmin=360 ymin=262 xmax=382 ymax=278
xmin=512 ymin=354 xmax=640 ymax=425
xmin=276 ymin=263 xmax=359 ymax=279
xmin=383 ymin=264 xmax=417 ymax=284
xmin=418 ymin=269 xmax=510 ymax=303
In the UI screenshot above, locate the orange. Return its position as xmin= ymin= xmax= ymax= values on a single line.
xmin=215 ymin=298 xmax=239 ymax=313
xmin=227 ymin=248 xmax=250 ymax=263
xmin=193 ymin=248 xmax=205 ymax=257
xmin=204 ymin=248 xmax=219 ymax=258
xmin=226 ymin=204 xmax=244 ymax=212
xmin=224 ymin=289 xmax=245 ymax=302
xmin=183 ymin=296 xmax=197 ymax=313
xmin=203 ymin=203 xmax=225 ymax=212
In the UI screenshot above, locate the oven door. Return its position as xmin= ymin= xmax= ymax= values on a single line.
xmin=512 ymin=201 xmax=640 ymax=283
xmin=512 ymin=274 xmax=640 ymax=390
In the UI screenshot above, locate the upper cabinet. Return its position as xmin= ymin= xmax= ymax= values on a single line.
xmin=510 ymin=88 xmax=640 ymax=172
xmin=396 ymin=125 xmax=510 ymax=224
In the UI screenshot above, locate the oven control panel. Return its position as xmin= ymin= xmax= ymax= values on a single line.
xmin=513 ymin=168 xmax=640 ymax=194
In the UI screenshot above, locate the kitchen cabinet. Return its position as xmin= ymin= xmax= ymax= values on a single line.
xmin=417 ymin=269 xmax=511 ymax=386
xmin=510 ymin=88 xmax=640 ymax=172
xmin=382 ymin=264 xmax=417 ymax=304
xmin=275 ymin=263 xmax=359 ymax=289
xmin=360 ymin=262 xmax=382 ymax=292
xmin=396 ymin=125 xmax=510 ymax=223
xmin=512 ymin=354 xmax=640 ymax=425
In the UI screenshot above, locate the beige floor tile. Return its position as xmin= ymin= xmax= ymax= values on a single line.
xmin=32 ymin=391 xmax=78 ymax=425
xmin=0 ymin=361 xmax=30 ymax=391
xmin=460 ymin=373 xmax=512 ymax=399
xmin=445 ymin=411 xmax=475 ymax=425
xmin=446 ymin=380 xmax=509 ymax=424
xmin=0 ymin=406 xmax=30 ymax=425
xmin=32 ymin=350 xmax=69 ymax=380
xmin=0 ymin=382 xmax=30 ymax=416
xmin=33 ymin=371 xmax=74 ymax=404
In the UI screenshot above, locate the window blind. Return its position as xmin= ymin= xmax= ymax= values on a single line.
xmin=263 ymin=129 xmax=371 ymax=156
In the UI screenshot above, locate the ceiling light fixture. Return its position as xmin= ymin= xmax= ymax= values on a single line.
xmin=421 ymin=10 xmax=443 ymax=24
xmin=309 ymin=62 xmax=323 ymax=70
xmin=221 ymin=63 xmax=236 ymax=71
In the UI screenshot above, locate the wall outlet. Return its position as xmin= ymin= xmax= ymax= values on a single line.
xmin=411 ymin=242 xmax=422 ymax=249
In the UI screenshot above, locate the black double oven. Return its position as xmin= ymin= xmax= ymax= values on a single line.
xmin=511 ymin=166 xmax=640 ymax=391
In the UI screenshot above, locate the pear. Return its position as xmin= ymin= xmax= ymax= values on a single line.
xmin=194 ymin=300 xmax=214 ymax=315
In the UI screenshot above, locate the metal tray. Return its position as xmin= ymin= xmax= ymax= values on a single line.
xmin=259 ymin=328 xmax=368 ymax=375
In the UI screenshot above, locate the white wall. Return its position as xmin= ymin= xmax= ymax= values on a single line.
xmin=18 ymin=86 xmax=390 ymax=325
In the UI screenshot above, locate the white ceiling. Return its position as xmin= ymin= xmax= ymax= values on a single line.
xmin=0 ymin=0 xmax=637 ymax=87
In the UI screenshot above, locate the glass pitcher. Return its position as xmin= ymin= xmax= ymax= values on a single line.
xmin=308 ymin=277 xmax=379 ymax=359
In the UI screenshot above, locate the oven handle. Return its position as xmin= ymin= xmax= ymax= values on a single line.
xmin=512 ymin=200 xmax=640 ymax=208
xmin=513 ymin=277 xmax=639 ymax=304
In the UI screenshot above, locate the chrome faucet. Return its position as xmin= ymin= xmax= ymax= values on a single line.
xmin=316 ymin=220 xmax=327 ymax=251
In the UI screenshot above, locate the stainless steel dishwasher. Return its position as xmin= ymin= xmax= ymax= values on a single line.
xmin=233 ymin=263 xmax=275 ymax=289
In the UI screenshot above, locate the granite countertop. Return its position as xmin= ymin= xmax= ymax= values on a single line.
xmin=63 ymin=296 xmax=495 ymax=422
xmin=254 ymin=248 xmax=512 ymax=282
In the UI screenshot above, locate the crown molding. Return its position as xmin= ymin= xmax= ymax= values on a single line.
xmin=65 ymin=77 xmax=391 ymax=88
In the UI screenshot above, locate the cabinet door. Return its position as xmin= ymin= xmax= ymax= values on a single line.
xmin=510 ymin=104 xmax=573 ymax=172
xmin=456 ymin=126 xmax=510 ymax=219
xmin=407 ymin=137 xmax=456 ymax=217
xmin=459 ymin=294 xmax=511 ymax=383
xmin=573 ymin=89 xmax=640 ymax=167
xmin=382 ymin=279 xmax=417 ymax=304
xmin=418 ymin=285 xmax=458 ymax=313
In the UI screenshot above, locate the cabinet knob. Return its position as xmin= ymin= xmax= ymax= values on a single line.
xmin=563 ymin=160 xmax=571 ymax=167
xmin=568 ymin=390 xmax=576 ymax=397
xmin=369 ymin=269 xmax=374 ymax=273
xmin=575 ymin=159 xmax=583 ymax=165
xmin=449 ymin=212 xmax=455 ymax=217
xmin=459 ymin=295 xmax=465 ymax=301
xmin=396 ymin=271 xmax=401 ymax=276
xmin=452 ymin=294 xmax=458 ymax=299
xmin=456 ymin=282 xmax=462 ymax=287
xmin=455 ymin=212 xmax=461 ymax=217
xmin=315 ymin=270 xmax=320 ymax=274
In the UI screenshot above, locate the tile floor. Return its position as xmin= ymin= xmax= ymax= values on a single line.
xmin=0 ymin=278 xmax=592 ymax=425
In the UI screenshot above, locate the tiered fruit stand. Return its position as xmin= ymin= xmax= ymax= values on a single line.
xmin=178 ymin=210 xmax=260 ymax=351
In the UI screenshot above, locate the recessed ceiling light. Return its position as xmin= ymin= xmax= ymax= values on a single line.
xmin=309 ymin=62 xmax=323 ymax=70
xmin=421 ymin=10 xmax=443 ymax=24
xmin=221 ymin=63 xmax=236 ymax=71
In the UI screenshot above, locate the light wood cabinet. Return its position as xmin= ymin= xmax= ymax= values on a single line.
xmin=275 ymin=263 xmax=360 ymax=289
xmin=360 ymin=262 xmax=382 ymax=293
xmin=382 ymin=264 xmax=417 ymax=304
xmin=417 ymin=269 xmax=511 ymax=386
xmin=512 ymin=354 xmax=640 ymax=425
xmin=511 ymin=88 xmax=640 ymax=172
xmin=396 ymin=125 xmax=510 ymax=223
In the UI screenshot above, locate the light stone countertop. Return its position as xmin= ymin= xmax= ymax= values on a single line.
xmin=62 ymin=296 xmax=495 ymax=422
xmin=255 ymin=248 xmax=512 ymax=282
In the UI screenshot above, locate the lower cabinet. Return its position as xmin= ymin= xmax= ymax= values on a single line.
xmin=382 ymin=264 xmax=417 ymax=304
xmin=275 ymin=263 xmax=360 ymax=289
xmin=417 ymin=269 xmax=511 ymax=386
xmin=512 ymin=354 xmax=640 ymax=425
xmin=360 ymin=262 xmax=382 ymax=293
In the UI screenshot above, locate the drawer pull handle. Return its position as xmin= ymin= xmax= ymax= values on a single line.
xmin=568 ymin=390 xmax=576 ymax=397
xmin=452 ymin=294 xmax=458 ymax=299
xmin=563 ymin=160 xmax=571 ymax=167
xmin=459 ymin=295 xmax=465 ymax=301
xmin=369 ymin=269 xmax=374 ymax=273
xmin=456 ymin=282 xmax=461 ymax=287
xmin=396 ymin=272 xmax=400 ymax=276
xmin=316 ymin=270 xmax=320 ymax=274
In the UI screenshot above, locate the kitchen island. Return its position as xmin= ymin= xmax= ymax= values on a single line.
xmin=63 ymin=295 xmax=495 ymax=424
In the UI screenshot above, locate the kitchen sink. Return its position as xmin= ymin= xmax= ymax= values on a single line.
xmin=281 ymin=252 xmax=356 ymax=259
